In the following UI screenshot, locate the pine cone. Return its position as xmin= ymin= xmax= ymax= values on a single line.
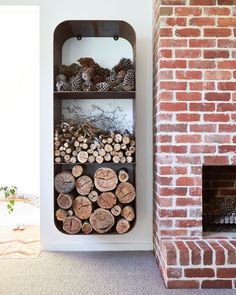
xmin=93 ymin=75 xmax=106 ymax=85
xmin=113 ymin=83 xmax=124 ymax=91
xmin=93 ymin=63 xmax=110 ymax=80
xmin=59 ymin=63 xmax=81 ymax=79
xmin=56 ymin=81 xmax=71 ymax=91
xmin=123 ymin=69 xmax=135 ymax=91
xmin=120 ymin=58 xmax=134 ymax=71
xmin=95 ymin=82 xmax=110 ymax=92
xmin=78 ymin=57 xmax=95 ymax=68
xmin=82 ymin=81 xmax=94 ymax=92
xmin=70 ymin=74 xmax=83 ymax=91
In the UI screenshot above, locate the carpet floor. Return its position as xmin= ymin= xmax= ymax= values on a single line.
xmin=0 ymin=251 xmax=235 ymax=295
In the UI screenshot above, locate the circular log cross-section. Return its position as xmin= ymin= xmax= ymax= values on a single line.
xmin=73 ymin=196 xmax=92 ymax=220
xmin=115 ymin=182 xmax=136 ymax=204
xmin=88 ymin=190 xmax=98 ymax=202
xmin=76 ymin=176 xmax=93 ymax=195
xmin=57 ymin=193 xmax=73 ymax=209
xmin=55 ymin=208 xmax=67 ymax=221
xmin=97 ymin=192 xmax=116 ymax=209
xmin=82 ymin=222 xmax=93 ymax=234
xmin=72 ymin=165 xmax=83 ymax=178
xmin=111 ymin=204 xmax=122 ymax=216
xmin=55 ymin=171 xmax=75 ymax=194
xmin=118 ymin=169 xmax=129 ymax=183
xmin=94 ymin=167 xmax=118 ymax=192
xmin=62 ymin=216 xmax=82 ymax=234
xmin=89 ymin=208 xmax=115 ymax=233
xmin=121 ymin=206 xmax=135 ymax=221
xmin=116 ymin=218 xmax=130 ymax=234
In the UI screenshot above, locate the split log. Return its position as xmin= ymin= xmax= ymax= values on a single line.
xmin=70 ymin=156 xmax=77 ymax=164
xmin=63 ymin=216 xmax=82 ymax=234
xmin=96 ymin=155 xmax=104 ymax=164
xmin=120 ymin=157 xmax=126 ymax=164
xmin=114 ymin=143 xmax=121 ymax=151
xmin=73 ymin=196 xmax=92 ymax=220
xmin=104 ymin=144 xmax=113 ymax=153
xmin=111 ymin=204 xmax=122 ymax=216
xmin=104 ymin=153 xmax=111 ymax=162
xmin=72 ymin=165 xmax=83 ymax=178
xmin=89 ymin=208 xmax=115 ymax=233
xmin=118 ymin=169 xmax=129 ymax=183
xmin=114 ymin=134 xmax=122 ymax=143
xmin=116 ymin=218 xmax=130 ymax=234
xmin=112 ymin=155 xmax=120 ymax=163
xmin=88 ymin=190 xmax=98 ymax=202
xmin=82 ymin=222 xmax=93 ymax=234
xmin=97 ymin=192 xmax=116 ymax=209
xmin=55 ymin=208 xmax=67 ymax=221
xmin=57 ymin=193 xmax=73 ymax=209
xmin=93 ymin=151 xmax=99 ymax=157
xmin=76 ymin=176 xmax=93 ymax=195
xmin=115 ymin=182 xmax=136 ymax=204
xmin=98 ymin=148 xmax=106 ymax=157
xmin=121 ymin=206 xmax=135 ymax=221
xmin=94 ymin=167 xmax=118 ymax=192
xmin=55 ymin=171 xmax=75 ymax=194
xmin=90 ymin=143 xmax=96 ymax=150
xmin=122 ymin=135 xmax=130 ymax=145
xmin=107 ymin=137 xmax=113 ymax=144
xmin=88 ymin=155 xmax=95 ymax=163
xmin=77 ymin=151 xmax=88 ymax=163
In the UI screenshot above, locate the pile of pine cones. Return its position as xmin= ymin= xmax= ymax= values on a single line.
xmin=56 ymin=57 xmax=135 ymax=92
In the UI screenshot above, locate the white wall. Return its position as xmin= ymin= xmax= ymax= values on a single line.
xmin=0 ymin=6 xmax=39 ymax=196
xmin=0 ymin=0 xmax=153 ymax=251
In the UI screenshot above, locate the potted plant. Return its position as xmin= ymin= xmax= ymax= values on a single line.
xmin=0 ymin=186 xmax=17 ymax=214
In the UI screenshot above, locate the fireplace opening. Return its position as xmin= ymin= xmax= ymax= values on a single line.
xmin=203 ymin=165 xmax=236 ymax=233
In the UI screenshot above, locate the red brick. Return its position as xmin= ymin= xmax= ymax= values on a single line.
xmin=204 ymin=156 xmax=229 ymax=165
xmin=175 ymin=219 xmax=201 ymax=228
xmin=204 ymin=114 xmax=230 ymax=122
xmin=176 ymin=177 xmax=201 ymax=186
xmin=167 ymin=280 xmax=200 ymax=289
xmin=196 ymin=241 xmax=213 ymax=265
xmin=218 ymin=61 xmax=236 ymax=69
xmin=176 ymin=114 xmax=200 ymax=122
xmin=159 ymin=124 xmax=187 ymax=132
xmin=176 ymin=156 xmax=201 ymax=164
xmin=160 ymin=209 xmax=187 ymax=218
xmin=175 ymin=241 xmax=190 ymax=265
xmin=217 ymin=268 xmax=236 ymax=278
xmin=185 ymin=268 xmax=215 ymax=278
xmin=159 ymin=145 xmax=187 ymax=153
xmin=160 ymin=28 xmax=173 ymax=37
xmin=219 ymin=82 xmax=236 ymax=91
xmin=175 ymin=7 xmax=202 ymax=16
xmin=208 ymin=241 xmax=225 ymax=265
xmin=205 ymin=92 xmax=230 ymax=101
xmin=166 ymin=18 xmax=187 ymax=27
xmin=219 ymin=124 xmax=236 ymax=132
xmin=176 ymin=134 xmax=201 ymax=143
xmin=201 ymin=280 xmax=232 ymax=288
xmin=159 ymin=92 xmax=173 ymax=101
xmin=176 ymin=197 xmax=201 ymax=206
xmin=157 ymin=197 xmax=173 ymax=207
xmin=159 ymin=49 xmax=172 ymax=58
xmin=158 ymin=70 xmax=173 ymax=80
xmin=205 ymin=70 xmax=231 ymax=80
xmin=219 ymin=145 xmax=236 ymax=153
xmin=160 ymin=60 xmax=186 ymax=68
xmin=175 ymin=49 xmax=201 ymax=58
xmin=160 ymin=82 xmax=187 ymax=90
xmin=204 ymin=28 xmax=231 ymax=37
xmin=204 ymin=50 xmax=229 ymax=59
xmin=190 ymin=0 xmax=216 ymax=4
xmin=219 ymin=240 xmax=236 ymax=264
xmin=218 ymin=18 xmax=236 ymax=27
xmin=218 ymin=39 xmax=236 ymax=48
xmin=161 ymin=0 xmax=186 ymax=4
xmin=190 ymin=39 xmax=216 ymax=48
xmin=190 ymin=103 xmax=215 ymax=112
xmin=190 ymin=145 xmax=216 ymax=153
xmin=159 ymin=187 xmax=187 ymax=196
xmin=186 ymin=241 xmax=201 ymax=265
xmin=189 ymin=60 xmax=216 ymax=69
xmin=189 ymin=187 xmax=202 ymax=197
xmin=204 ymin=134 xmax=231 ymax=143
xmin=161 ymin=229 xmax=188 ymax=236
xmin=204 ymin=7 xmax=230 ymax=15
xmin=218 ymin=0 xmax=236 ymax=4
xmin=176 ymin=92 xmax=201 ymax=101
xmin=160 ymin=7 xmax=173 ymax=16
xmin=167 ymin=268 xmax=182 ymax=278
xmin=176 ymin=28 xmax=200 ymax=37
xmin=160 ymin=39 xmax=187 ymax=48
xmin=160 ymin=102 xmax=187 ymax=111
xmin=176 ymin=70 xmax=202 ymax=80
xmin=156 ymin=135 xmax=172 ymax=143
xmin=217 ymin=103 xmax=236 ymax=111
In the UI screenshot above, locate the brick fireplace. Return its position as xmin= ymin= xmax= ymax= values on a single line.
xmin=153 ymin=0 xmax=236 ymax=289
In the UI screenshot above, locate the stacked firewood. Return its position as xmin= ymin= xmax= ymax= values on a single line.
xmin=54 ymin=122 xmax=135 ymax=164
xmin=55 ymin=166 xmax=135 ymax=234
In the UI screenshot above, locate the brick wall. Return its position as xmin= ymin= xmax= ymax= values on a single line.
xmin=153 ymin=0 xmax=236 ymax=288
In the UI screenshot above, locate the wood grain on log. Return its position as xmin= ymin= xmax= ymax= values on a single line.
xmin=88 ymin=190 xmax=98 ymax=202
xmin=73 ymin=196 xmax=92 ymax=220
xmin=115 ymin=182 xmax=136 ymax=204
xmin=97 ymin=192 xmax=116 ymax=209
xmin=63 ymin=216 xmax=82 ymax=234
xmin=55 ymin=208 xmax=67 ymax=221
xmin=55 ymin=171 xmax=75 ymax=194
xmin=82 ymin=222 xmax=93 ymax=234
xmin=96 ymin=155 xmax=104 ymax=164
xmin=77 ymin=151 xmax=88 ymax=163
xmin=89 ymin=208 xmax=115 ymax=233
xmin=94 ymin=167 xmax=118 ymax=192
xmin=112 ymin=155 xmax=120 ymax=163
xmin=57 ymin=193 xmax=73 ymax=209
xmin=72 ymin=165 xmax=83 ymax=178
xmin=116 ymin=218 xmax=130 ymax=234
xmin=104 ymin=153 xmax=111 ymax=162
xmin=111 ymin=204 xmax=122 ymax=216
xmin=76 ymin=176 xmax=93 ymax=195
xmin=121 ymin=206 xmax=135 ymax=221
xmin=118 ymin=169 xmax=129 ymax=183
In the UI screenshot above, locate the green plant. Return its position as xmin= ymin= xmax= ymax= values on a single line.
xmin=0 ymin=186 xmax=17 ymax=214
